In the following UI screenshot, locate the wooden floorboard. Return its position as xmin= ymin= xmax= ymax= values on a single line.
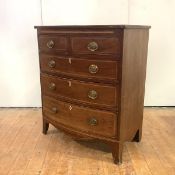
xmin=0 ymin=107 xmax=174 ymax=175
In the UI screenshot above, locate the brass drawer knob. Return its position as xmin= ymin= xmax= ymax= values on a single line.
xmin=47 ymin=40 xmax=54 ymax=48
xmin=51 ymin=107 xmax=57 ymax=113
xmin=89 ymin=64 xmax=98 ymax=74
xmin=88 ymin=90 xmax=98 ymax=100
xmin=48 ymin=83 xmax=56 ymax=90
xmin=48 ymin=60 xmax=56 ymax=68
xmin=87 ymin=41 xmax=98 ymax=52
xmin=88 ymin=118 xmax=98 ymax=126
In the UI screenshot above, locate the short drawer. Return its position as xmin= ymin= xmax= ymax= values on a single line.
xmin=41 ymin=74 xmax=118 ymax=107
xmin=71 ymin=37 xmax=121 ymax=55
xmin=40 ymin=55 xmax=118 ymax=81
xmin=43 ymin=96 xmax=117 ymax=137
xmin=38 ymin=35 xmax=68 ymax=52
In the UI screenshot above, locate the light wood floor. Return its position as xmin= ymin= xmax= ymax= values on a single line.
xmin=0 ymin=108 xmax=175 ymax=175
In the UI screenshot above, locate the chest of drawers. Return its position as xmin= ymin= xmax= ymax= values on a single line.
xmin=35 ymin=25 xmax=150 ymax=164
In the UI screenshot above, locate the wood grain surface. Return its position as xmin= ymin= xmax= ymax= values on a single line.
xmin=0 ymin=107 xmax=174 ymax=175
xmin=71 ymin=36 xmax=121 ymax=55
xmin=36 ymin=26 xmax=150 ymax=164
xmin=41 ymin=74 xmax=118 ymax=108
xmin=43 ymin=96 xmax=117 ymax=138
xmin=119 ymin=29 xmax=149 ymax=142
xmin=40 ymin=54 xmax=119 ymax=81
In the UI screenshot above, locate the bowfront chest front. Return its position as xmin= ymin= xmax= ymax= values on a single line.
xmin=35 ymin=25 xmax=150 ymax=164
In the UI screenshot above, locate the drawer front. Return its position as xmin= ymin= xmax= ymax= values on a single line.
xmin=43 ymin=96 xmax=116 ymax=137
xmin=40 ymin=55 xmax=118 ymax=80
xmin=71 ymin=37 xmax=121 ymax=55
xmin=38 ymin=35 xmax=68 ymax=52
xmin=41 ymin=74 xmax=117 ymax=107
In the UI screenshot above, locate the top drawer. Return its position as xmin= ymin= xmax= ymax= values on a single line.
xmin=38 ymin=35 xmax=68 ymax=53
xmin=71 ymin=37 xmax=121 ymax=55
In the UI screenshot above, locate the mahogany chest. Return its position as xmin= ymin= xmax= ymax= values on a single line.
xmin=35 ymin=25 xmax=150 ymax=164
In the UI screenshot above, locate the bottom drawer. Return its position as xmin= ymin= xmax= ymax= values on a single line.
xmin=43 ymin=96 xmax=117 ymax=138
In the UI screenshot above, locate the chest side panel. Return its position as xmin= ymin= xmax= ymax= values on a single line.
xmin=119 ymin=29 xmax=149 ymax=141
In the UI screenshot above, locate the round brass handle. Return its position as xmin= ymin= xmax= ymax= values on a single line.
xmin=89 ymin=64 xmax=98 ymax=74
xmin=48 ymin=83 xmax=56 ymax=90
xmin=88 ymin=90 xmax=98 ymax=100
xmin=48 ymin=60 xmax=56 ymax=68
xmin=51 ymin=107 xmax=57 ymax=114
xmin=47 ymin=40 xmax=54 ymax=48
xmin=87 ymin=41 xmax=98 ymax=52
xmin=88 ymin=118 xmax=98 ymax=126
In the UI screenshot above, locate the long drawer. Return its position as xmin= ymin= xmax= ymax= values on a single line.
xmin=43 ymin=96 xmax=117 ymax=137
xmin=41 ymin=74 xmax=118 ymax=107
xmin=40 ymin=55 xmax=118 ymax=81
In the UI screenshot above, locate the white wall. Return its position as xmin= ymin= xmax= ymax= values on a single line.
xmin=129 ymin=0 xmax=175 ymax=106
xmin=41 ymin=0 xmax=128 ymax=25
xmin=0 ymin=0 xmax=42 ymax=107
xmin=0 ymin=0 xmax=174 ymax=107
